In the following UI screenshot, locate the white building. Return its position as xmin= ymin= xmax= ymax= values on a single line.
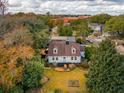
xmin=47 ymin=40 xmax=83 ymax=65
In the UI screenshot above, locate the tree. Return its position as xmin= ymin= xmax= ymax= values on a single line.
xmin=8 ymin=86 xmax=24 ymax=93
xmin=0 ymin=13 xmax=48 ymax=92
xmin=85 ymin=46 xmax=95 ymax=61
xmin=0 ymin=16 xmax=16 ymax=35
xmin=76 ymin=21 xmax=92 ymax=37
xmin=0 ymin=0 xmax=8 ymax=15
xmin=33 ymin=29 xmax=50 ymax=49
xmin=104 ymin=16 xmax=124 ymax=36
xmin=58 ymin=25 xmax=73 ymax=36
xmin=71 ymin=20 xmax=92 ymax=37
xmin=22 ymin=61 xmax=43 ymax=90
xmin=0 ymin=44 xmax=34 ymax=93
xmin=0 ymin=47 xmax=24 ymax=93
xmin=76 ymin=38 xmax=82 ymax=44
xmin=90 ymin=14 xmax=111 ymax=24
xmin=87 ymin=40 xmax=124 ymax=93
xmin=4 ymin=25 xmax=33 ymax=46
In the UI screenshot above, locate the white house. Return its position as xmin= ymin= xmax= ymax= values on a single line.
xmin=47 ymin=40 xmax=83 ymax=65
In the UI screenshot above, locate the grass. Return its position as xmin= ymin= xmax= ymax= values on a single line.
xmin=42 ymin=68 xmax=88 ymax=93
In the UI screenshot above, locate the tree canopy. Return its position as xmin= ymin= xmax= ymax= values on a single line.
xmin=0 ymin=13 xmax=47 ymax=93
xmin=58 ymin=25 xmax=73 ymax=36
xmin=4 ymin=25 xmax=33 ymax=46
xmin=70 ymin=20 xmax=93 ymax=37
xmin=104 ymin=16 xmax=124 ymax=36
xmin=90 ymin=14 xmax=111 ymax=24
xmin=23 ymin=60 xmax=43 ymax=90
xmin=87 ymin=40 xmax=124 ymax=93
xmin=33 ymin=29 xmax=50 ymax=49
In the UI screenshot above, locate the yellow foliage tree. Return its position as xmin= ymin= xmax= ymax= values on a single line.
xmin=0 ymin=41 xmax=34 ymax=92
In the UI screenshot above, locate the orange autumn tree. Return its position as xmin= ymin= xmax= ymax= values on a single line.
xmin=0 ymin=44 xmax=34 ymax=92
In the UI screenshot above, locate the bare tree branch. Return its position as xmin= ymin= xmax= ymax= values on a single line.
xmin=0 ymin=0 xmax=8 ymax=15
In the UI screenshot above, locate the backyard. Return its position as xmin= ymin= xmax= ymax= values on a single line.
xmin=42 ymin=68 xmax=88 ymax=93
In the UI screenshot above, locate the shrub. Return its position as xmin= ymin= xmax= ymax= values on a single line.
xmin=54 ymin=89 xmax=63 ymax=93
xmin=76 ymin=38 xmax=82 ymax=44
xmin=80 ymin=60 xmax=89 ymax=69
xmin=8 ymin=86 xmax=24 ymax=93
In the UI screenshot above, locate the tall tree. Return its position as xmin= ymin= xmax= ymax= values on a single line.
xmin=33 ymin=29 xmax=50 ymax=49
xmin=4 ymin=25 xmax=33 ymax=46
xmin=76 ymin=21 xmax=92 ymax=37
xmin=22 ymin=61 xmax=43 ymax=90
xmin=58 ymin=25 xmax=73 ymax=36
xmin=70 ymin=20 xmax=92 ymax=37
xmin=90 ymin=14 xmax=111 ymax=24
xmin=87 ymin=40 xmax=124 ymax=93
xmin=104 ymin=16 xmax=124 ymax=36
xmin=0 ymin=0 xmax=8 ymax=15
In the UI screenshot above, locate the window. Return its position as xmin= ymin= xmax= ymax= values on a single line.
xmin=63 ymin=57 xmax=66 ymax=59
xmin=71 ymin=57 xmax=73 ymax=60
xmin=72 ymin=48 xmax=76 ymax=54
xmin=52 ymin=57 xmax=55 ymax=60
xmin=53 ymin=48 xmax=58 ymax=54
xmin=75 ymin=57 xmax=77 ymax=60
xmin=56 ymin=57 xmax=58 ymax=60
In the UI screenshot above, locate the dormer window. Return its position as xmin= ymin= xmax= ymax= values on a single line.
xmin=53 ymin=48 xmax=58 ymax=54
xmin=72 ymin=47 xmax=76 ymax=54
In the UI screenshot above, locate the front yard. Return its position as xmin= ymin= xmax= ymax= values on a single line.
xmin=42 ymin=68 xmax=88 ymax=93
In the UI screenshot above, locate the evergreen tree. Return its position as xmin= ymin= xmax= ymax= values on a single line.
xmin=87 ymin=40 xmax=124 ymax=93
xmin=22 ymin=61 xmax=43 ymax=90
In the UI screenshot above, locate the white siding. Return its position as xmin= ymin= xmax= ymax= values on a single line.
xmin=48 ymin=56 xmax=81 ymax=64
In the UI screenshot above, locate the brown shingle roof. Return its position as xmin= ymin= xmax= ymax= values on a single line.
xmin=48 ymin=40 xmax=80 ymax=56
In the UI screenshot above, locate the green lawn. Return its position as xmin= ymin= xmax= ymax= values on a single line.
xmin=42 ymin=68 xmax=88 ymax=93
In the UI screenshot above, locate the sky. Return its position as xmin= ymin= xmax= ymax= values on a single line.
xmin=8 ymin=0 xmax=124 ymax=15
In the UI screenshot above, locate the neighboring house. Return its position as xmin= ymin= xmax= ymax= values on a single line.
xmin=102 ymin=32 xmax=111 ymax=37
xmin=63 ymin=16 xmax=90 ymax=26
xmin=47 ymin=40 xmax=83 ymax=65
xmin=88 ymin=23 xmax=105 ymax=33
xmin=86 ymin=35 xmax=105 ymax=43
